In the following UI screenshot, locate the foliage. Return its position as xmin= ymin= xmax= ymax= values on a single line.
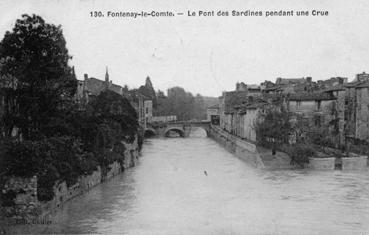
xmin=306 ymin=127 xmax=336 ymax=148
xmin=254 ymin=105 xmax=293 ymax=148
xmin=0 ymin=14 xmax=77 ymax=140
xmin=154 ymin=86 xmax=206 ymax=121
xmin=346 ymin=138 xmax=369 ymax=155
xmin=288 ymin=143 xmax=316 ymax=167
xmin=0 ymin=90 xmax=139 ymax=200
xmin=0 ymin=15 xmax=140 ymax=203
xmin=0 ymin=190 xmax=16 ymax=207
xmin=89 ymin=90 xmax=138 ymax=142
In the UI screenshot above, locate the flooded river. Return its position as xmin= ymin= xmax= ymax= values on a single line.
xmin=10 ymin=129 xmax=369 ymax=234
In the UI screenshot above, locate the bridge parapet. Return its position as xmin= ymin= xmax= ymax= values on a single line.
xmin=145 ymin=121 xmax=211 ymax=137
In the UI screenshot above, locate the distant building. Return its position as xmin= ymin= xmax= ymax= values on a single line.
xmin=206 ymin=104 xmax=220 ymax=125
xmin=75 ymin=68 xmax=154 ymax=129
xmin=232 ymin=101 xmax=267 ymax=141
xmin=317 ymin=77 xmax=347 ymax=90
xmin=144 ymin=100 xmax=153 ymax=124
xmin=275 ymin=77 xmax=313 ymax=93
xmin=76 ymin=67 xmax=125 ymax=108
xmin=344 ymin=72 xmax=369 ymax=142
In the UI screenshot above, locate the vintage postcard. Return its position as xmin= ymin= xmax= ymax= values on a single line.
xmin=1 ymin=0 xmax=369 ymax=234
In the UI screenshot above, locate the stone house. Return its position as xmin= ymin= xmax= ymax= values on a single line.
xmin=144 ymin=100 xmax=153 ymax=124
xmin=219 ymin=90 xmax=251 ymax=133
xmin=206 ymin=104 xmax=219 ymax=122
xmin=232 ymin=102 xmax=266 ymax=142
xmin=275 ymin=77 xmax=313 ymax=93
xmin=286 ymin=92 xmax=345 ymax=145
xmin=75 ymin=68 xmax=152 ymax=129
xmin=76 ymin=67 xmax=124 ymax=105
xmin=317 ymin=77 xmax=347 ymax=90
xmin=341 ymin=72 xmax=369 ymax=142
xmin=353 ymin=82 xmax=369 ymax=140
xmin=218 ymin=74 xmax=369 ymax=147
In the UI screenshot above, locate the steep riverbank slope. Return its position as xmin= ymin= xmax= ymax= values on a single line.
xmin=0 ymin=137 xmax=140 ymax=230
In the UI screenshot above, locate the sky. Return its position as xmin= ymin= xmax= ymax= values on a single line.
xmin=1 ymin=0 xmax=369 ymax=97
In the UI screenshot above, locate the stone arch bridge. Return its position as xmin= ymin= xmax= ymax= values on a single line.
xmin=144 ymin=121 xmax=211 ymax=137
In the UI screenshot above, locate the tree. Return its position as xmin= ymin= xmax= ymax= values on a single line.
xmin=194 ymin=94 xmax=205 ymax=120
xmin=154 ymin=86 xmax=207 ymax=121
xmin=89 ymin=90 xmax=138 ymax=142
xmin=0 ymin=14 xmax=77 ymax=140
xmin=254 ymin=105 xmax=293 ymax=154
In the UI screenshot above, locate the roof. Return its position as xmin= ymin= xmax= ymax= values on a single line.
xmin=287 ymin=92 xmax=336 ymax=101
xmin=344 ymin=80 xmax=369 ymax=89
xmin=262 ymin=85 xmax=283 ymax=91
xmin=354 ymin=81 xmax=369 ymax=88
xmin=234 ymin=100 xmax=268 ymax=111
xmin=207 ymin=104 xmax=219 ymax=109
xmin=323 ymin=84 xmax=345 ymax=92
xmin=223 ymin=91 xmax=250 ymax=112
xmin=276 ymin=77 xmax=306 ymax=85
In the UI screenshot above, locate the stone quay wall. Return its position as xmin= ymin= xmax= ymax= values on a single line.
xmin=1 ymin=137 xmax=140 ymax=220
xmin=209 ymin=125 xmax=265 ymax=168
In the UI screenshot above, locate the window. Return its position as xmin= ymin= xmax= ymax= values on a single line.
xmin=146 ymin=107 xmax=148 ymax=114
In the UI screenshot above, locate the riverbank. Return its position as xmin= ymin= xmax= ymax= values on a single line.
xmin=6 ymin=131 xmax=369 ymax=234
xmin=209 ymin=125 xmax=294 ymax=169
xmin=0 ymin=137 xmax=140 ymax=230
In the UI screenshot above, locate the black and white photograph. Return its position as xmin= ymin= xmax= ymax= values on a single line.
xmin=1 ymin=0 xmax=369 ymax=234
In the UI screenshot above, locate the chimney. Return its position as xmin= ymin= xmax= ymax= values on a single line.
xmin=84 ymin=74 xmax=88 ymax=80
xmin=105 ymin=66 xmax=109 ymax=82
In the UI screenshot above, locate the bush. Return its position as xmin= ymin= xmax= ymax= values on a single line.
xmin=2 ymin=140 xmax=43 ymax=177
xmin=1 ymin=190 xmax=16 ymax=207
xmin=289 ymin=144 xmax=316 ymax=167
xmin=37 ymin=166 xmax=59 ymax=201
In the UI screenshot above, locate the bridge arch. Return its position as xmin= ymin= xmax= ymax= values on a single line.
xmin=189 ymin=124 xmax=210 ymax=137
xmin=192 ymin=126 xmax=210 ymax=137
xmin=164 ymin=127 xmax=185 ymax=137
xmin=144 ymin=127 xmax=157 ymax=137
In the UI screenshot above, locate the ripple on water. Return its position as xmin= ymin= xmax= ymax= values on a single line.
xmin=9 ymin=129 xmax=369 ymax=234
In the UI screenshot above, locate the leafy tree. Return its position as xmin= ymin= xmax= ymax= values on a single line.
xmin=89 ymin=90 xmax=138 ymax=141
xmin=0 ymin=14 xmax=77 ymax=140
xmin=287 ymin=143 xmax=316 ymax=167
xmin=0 ymin=15 xmax=141 ymax=203
xmin=254 ymin=105 xmax=293 ymax=154
xmin=193 ymin=94 xmax=206 ymax=120
xmin=154 ymin=86 xmax=205 ymax=121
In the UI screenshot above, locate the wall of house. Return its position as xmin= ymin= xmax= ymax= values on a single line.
xmin=288 ymin=100 xmax=316 ymax=115
xmin=206 ymin=108 xmax=219 ymax=121
xmin=144 ymin=100 xmax=153 ymax=123
xmin=355 ymin=87 xmax=369 ymax=141
xmin=242 ymin=109 xmax=257 ymax=141
xmin=345 ymin=87 xmax=357 ymax=137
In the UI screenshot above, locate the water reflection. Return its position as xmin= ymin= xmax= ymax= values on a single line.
xmin=12 ymin=128 xmax=369 ymax=234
